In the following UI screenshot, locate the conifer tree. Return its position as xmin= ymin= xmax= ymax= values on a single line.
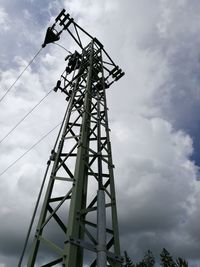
xmin=176 ymin=257 xmax=188 ymax=267
xmin=160 ymin=248 xmax=176 ymax=267
xmin=124 ymin=251 xmax=134 ymax=267
xmin=143 ymin=250 xmax=155 ymax=267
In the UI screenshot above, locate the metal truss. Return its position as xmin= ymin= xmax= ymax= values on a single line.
xmin=26 ymin=10 xmax=124 ymax=267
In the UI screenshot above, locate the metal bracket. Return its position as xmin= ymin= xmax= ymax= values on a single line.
xmin=65 ymin=237 xmax=123 ymax=263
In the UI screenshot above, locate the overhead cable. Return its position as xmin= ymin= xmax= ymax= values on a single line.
xmin=53 ymin=42 xmax=72 ymax=54
xmin=0 ymin=88 xmax=53 ymax=145
xmin=0 ymin=65 xmax=68 ymax=146
xmin=0 ymin=47 xmax=43 ymax=103
xmin=17 ymin=102 xmax=70 ymax=267
xmin=0 ymin=122 xmax=61 ymax=177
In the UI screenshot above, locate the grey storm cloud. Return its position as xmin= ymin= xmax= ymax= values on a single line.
xmin=1 ymin=0 xmax=200 ymax=266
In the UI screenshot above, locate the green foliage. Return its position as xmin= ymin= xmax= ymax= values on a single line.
xmin=136 ymin=261 xmax=146 ymax=267
xmin=143 ymin=250 xmax=155 ymax=267
xmin=160 ymin=248 xmax=176 ymax=267
xmin=124 ymin=249 xmax=155 ymax=267
xmin=124 ymin=251 xmax=134 ymax=267
xmin=176 ymin=257 xmax=188 ymax=267
xmin=124 ymin=248 xmax=188 ymax=267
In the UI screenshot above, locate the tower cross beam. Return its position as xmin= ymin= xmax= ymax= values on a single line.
xmin=43 ymin=9 xmax=124 ymax=87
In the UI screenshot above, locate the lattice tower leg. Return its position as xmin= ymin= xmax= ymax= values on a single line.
xmin=27 ymin=41 xmax=122 ymax=267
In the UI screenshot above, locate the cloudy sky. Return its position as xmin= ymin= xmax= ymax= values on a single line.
xmin=1 ymin=0 xmax=200 ymax=266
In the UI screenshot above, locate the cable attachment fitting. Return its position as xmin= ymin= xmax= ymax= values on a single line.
xmin=109 ymin=66 xmax=125 ymax=81
xmin=54 ymin=80 xmax=61 ymax=92
xmin=50 ymin=149 xmax=57 ymax=161
xmin=42 ymin=27 xmax=60 ymax=48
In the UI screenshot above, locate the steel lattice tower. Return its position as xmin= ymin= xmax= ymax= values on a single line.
xmin=26 ymin=10 xmax=124 ymax=267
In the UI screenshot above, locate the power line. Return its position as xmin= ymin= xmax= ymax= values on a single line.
xmin=17 ymin=101 xmax=70 ymax=267
xmin=0 ymin=88 xmax=53 ymax=145
xmin=53 ymin=42 xmax=72 ymax=54
xmin=0 ymin=122 xmax=61 ymax=177
xmin=0 ymin=50 xmax=71 ymax=146
xmin=0 ymin=47 xmax=43 ymax=103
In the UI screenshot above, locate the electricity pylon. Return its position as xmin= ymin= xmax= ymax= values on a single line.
xmin=27 ymin=10 xmax=124 ymax=266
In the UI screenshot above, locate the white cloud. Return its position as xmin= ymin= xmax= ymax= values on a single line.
xmin=0 ymin=7 xmax=9 ymax=31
